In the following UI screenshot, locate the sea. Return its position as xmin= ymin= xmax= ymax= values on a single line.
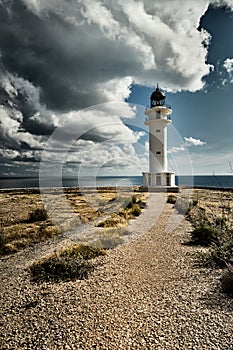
xmin=0 ymin=175 xmax=233 ymax=190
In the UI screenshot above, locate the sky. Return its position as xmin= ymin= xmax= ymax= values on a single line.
xmin=0 ymin=0 xmax=233 ymax=178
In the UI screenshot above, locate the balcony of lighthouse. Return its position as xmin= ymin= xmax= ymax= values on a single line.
xmin=145 ymin=105 xmax=172 ymax=124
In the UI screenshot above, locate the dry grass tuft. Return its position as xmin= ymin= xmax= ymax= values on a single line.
xmin=96 ymin=194 xmax=145 ymax=228
xmin=29 ymin=243 xmax=106 ymax=282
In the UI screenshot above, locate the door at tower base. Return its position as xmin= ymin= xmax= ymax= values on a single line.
xmin=142 ymin=172 xmax=176 ymax=187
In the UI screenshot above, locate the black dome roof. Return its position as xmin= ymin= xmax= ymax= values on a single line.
xmin=150 ymin=86 xmax=165 ymax=102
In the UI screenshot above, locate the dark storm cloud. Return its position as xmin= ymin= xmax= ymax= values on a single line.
xmin=22 ymin=117 xmax=55 ymax=136
xmin=0 ymin=0 xmax=214 ymax=124
xmin=0 ymin=0 xmax=218 ymax=174
xmin=0 ymin=0 xmax=135 ymax=112
xmin=0 ymin=0 xmax=212 ymax=114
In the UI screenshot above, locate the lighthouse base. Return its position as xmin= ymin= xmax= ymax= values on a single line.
xmin=142 ymin=172 xmax=178 ymax=192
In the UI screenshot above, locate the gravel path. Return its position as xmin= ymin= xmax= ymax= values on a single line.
xmin=1 ymin=193 xmax=233 ymax=349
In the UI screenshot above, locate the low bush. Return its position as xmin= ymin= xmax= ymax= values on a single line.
xmin=97 ymin=215 xmax=126 ymax=228
xmin=198 ymin=247 xmax=225 ymax=269
xmin=191 ymin=199 xmax=198 ymax=207
xmin=97 ymin=200 xmax=142 ymax=228
xmin=28 ymin=208 xmax=48 ymax=222
xmin=167 ymin=194 xmax=177 ymax=204
xmin=221 ymin=267 xmax=233 ymax=296
xmin=214 ymin=217 xmax=228 ymax=230
xmin=30 ymin=244 xmax=106 ymax=282
xmin=197 ymin=234 xmax=233 ymax=268
xmin=130 ymin=203 xmax=141 ymax=216
xmin=191 ymin=224 xmax=222 ymax=246
xmin=1 ymin=242 xmax=18 ymax=255
xmin=125 ymin=194 xmax=141 ymax=209
xmin=0 ymin=232 xmax=4 ymax=250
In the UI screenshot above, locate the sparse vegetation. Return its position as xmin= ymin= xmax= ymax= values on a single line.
xmin=191 ymin=224 xmax=222 ymax=246
xmin=0 ymin=223 xmax=60 ymax=255
xmin=30 ymin=244 xmax=106 ymax=282
xmin=97 ymin=215 xmax=127 ymax=228
xmin=197 ymin=232 xmax=233 ymax=268
xmin=167 ymin=194 xmax=177 ymax=204
xmin=28 ymin=208 xmax=48 ymax=222
xmin=185 ymin=189 xmax=233 ymax=296
xmin=0 ymin=189 xmax=147 ymax=256
xmin=96 ymin=194 xmax=144 ymax=228
xmin=167 ymin=193 xmax=198 ymax=215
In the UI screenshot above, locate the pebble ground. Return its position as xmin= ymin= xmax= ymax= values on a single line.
xmin=1 ymin=194 xmax=233 ymax=349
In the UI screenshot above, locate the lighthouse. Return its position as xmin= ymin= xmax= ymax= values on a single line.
xmin=142 ymin=85 xmax=176 ymax=190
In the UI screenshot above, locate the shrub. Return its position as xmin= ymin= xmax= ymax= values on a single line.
xmin=197 ymin=239 xmax=233 ymax=268
xmin=28 ymin=208 xmax=48 ymax=222
xmin=30 ymin=244 xmax=106 ymax=282
xmin=125 ymin=194 xmax=138 ymax=209
xmin=131 ymin=194 xmax=138 ymax=205
xmin=167 ymin=194 xmax=177 ymax=204
xmin=97 ymin=215 xmax=126 ymax=228
xmin=191 ymin=224 xmax=222 ymax=246
xmin=97 ymin=201 xmax=142 ymax=227
xmin=0 ymin=232 xmax=4 ymax=250
xmin=130 ymin=203 xmax=141 ymax=216
xmin=215 ymin=217 xmax=227 ymax=230
xmin=1 ymin=242 xmax=18 ymax=255
xmin=198 ymin=247 xmax=225 ymax=269
xmin=221 ymin=267 xmax=233 ymax=296
xmin=192 ymin=199 xmax=198 ymax=207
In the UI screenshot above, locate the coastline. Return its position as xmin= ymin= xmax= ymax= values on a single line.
xmin=0 ymin=184 xmax=233 ymax=193
xmin=0 ymin=174 xmax=233 ymax=191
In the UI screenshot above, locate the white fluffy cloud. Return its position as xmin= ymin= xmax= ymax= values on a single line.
xmin=39 ymin=104 xmax=146 ymax=175
xmin=169 ymin=145 xmax=186 ymax=153
xmin=169 ymin=136 xmax=206 ymax=154
xmin=184 ymin=136 xmax=207 ymax=146
xmin=221 ymin=58 xmax=233 ymax=85
xmin=223 ymin=58 xmax=233 ymax=73
xmin=97 ymin=77 xmax=133 ymax=103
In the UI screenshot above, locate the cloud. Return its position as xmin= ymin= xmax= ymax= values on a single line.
xmin=211 ymin=0 xmax=233 ymax=10
xmin=0 ymin=106 xmax=43 ymax=150
xmin=222 ymin=58 xmax=233 ymax=83
xmin=39 ymin=105 xmax=146 ymax=176
xmin=0 ymin=0 xmax=229 ymax=175
xmin=169 ymin=145 xmax=186 ymax=153
xmin=169 ymin=136 xmax=206 ymax=154
xmin=223 ymin=58 xmax=233 ymax=73
xmin=0 ymin=0 xmax=212 ymax=112
xmin=184 ymin=136 xmax=207 ymax=146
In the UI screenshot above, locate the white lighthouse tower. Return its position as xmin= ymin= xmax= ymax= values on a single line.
xmin=142 ymin=85 xmax=176 ymax=190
